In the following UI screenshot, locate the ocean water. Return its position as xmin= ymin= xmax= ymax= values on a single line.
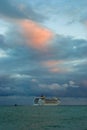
xmin=0 ymin=106 xmax=87 ymax=130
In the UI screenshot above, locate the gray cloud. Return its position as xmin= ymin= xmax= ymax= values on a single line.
xmin=0 ymin=73 xmax=86 ymax=98
xmin=0 ymin=34 xmax=4 ymax=44
xmin=0 ymin=0 xmax=44 ymax=22
xmin=0 ymin=17 xmax=87 ymax=98
xmin=51 ymin=36 xmax=87 ymax=60
xmin=31 ymin=0 xmax=87 ymax=23
xmin=0 ymin=0 xmax=25 ymax=19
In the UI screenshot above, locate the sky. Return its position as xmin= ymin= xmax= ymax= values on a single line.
xmin=0 ymin=0 xmax=87 ymax=105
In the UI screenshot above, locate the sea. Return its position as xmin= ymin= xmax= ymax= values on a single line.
xmin=0 ymin=105 xmax=87 ymax=130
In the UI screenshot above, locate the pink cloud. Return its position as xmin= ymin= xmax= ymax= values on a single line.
xmin=49 ymin=68 xmax=63 ymax=73
xmin=43 ymin=60 xmax=62 ymax=67
xmin=42 ymin=60 xmax=68 ymax=73
xmin=20 ymin=20 xmax=54 ymax=50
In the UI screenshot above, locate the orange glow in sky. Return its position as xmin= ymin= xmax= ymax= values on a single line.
xmin=43 ymin=60 xmax=62 ymax=68
xmin=20 ymin=20 xmax=53 ymax=50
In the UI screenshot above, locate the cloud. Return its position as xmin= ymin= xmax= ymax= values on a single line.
xmin=10 ymin=73 xmax=31 ymax=79
xmin=52 ymin=36 xmax=87 ymax=60
xmin=31 ymin=79 xmax=38 ymax=83
xmin=62 ymin=84 xmax=68 ymax=88
xmin=0 ymin=74 xmax=85 ymax=97
xmin=68 ymin=81 xmax=80 ymax=88
xmin=42 ymin=60 xmax=62 ymax=73
xmin=84 ymin=20 xmax=87 ymax=29
xmin=42 ymin=60 xmax=62 ymax=67
xmin=0 ymin=34 xmax=7 ymax=48
xmin=81 ymin=80 xmax=87 ymax=87
xmin=0 ymin=0 xmax=44 ymax=22
xmin=0 ymin=86 xmax=11 ymax=91
xmin=0 ymin=26 xmax=87 ymax=83
xmin=0 ymin=0 xmax=25 ymax=19
xmin=38 ymin=81 xmax=79 ymax=91
xmin=39 ymin=83 xmax=62 ymax=90
xmin=42 ymin=60 xmax=70 ymax=73
xmin=0 ymin=49 xmax=10 ymax=58
xmin=20 ymin=20 xmax=53 ymax=50
xmin=0 ymin=34 xmax=4 ymax=43
xmin=37 ymin=0 xmax=87 ymax=24
xmin=31 ymin=80 xmax=81 ymax=97
xmin=0 ymin=0 xmax=87 ymax=99
xmin=69 ymin=81 xmax=75 ymax=86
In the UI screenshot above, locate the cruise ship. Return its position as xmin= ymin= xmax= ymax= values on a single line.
xmin=34 ymin=95 xmax=60 ymax=105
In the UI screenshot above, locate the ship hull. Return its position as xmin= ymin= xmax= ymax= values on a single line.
xmin=34 ymin=103 xmax=60 ymax=106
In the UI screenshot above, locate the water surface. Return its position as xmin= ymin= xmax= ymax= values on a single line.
xmin=0 ymin=105 xmax=87 ymax=130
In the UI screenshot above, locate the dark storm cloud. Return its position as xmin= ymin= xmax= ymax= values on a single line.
xmin=70 ymin=64 xmax=87 ymax=82
xmin=0 ymin=0 xmax=44 ymax=22
xmin=0 ymin=75 xmax=16 ymax=96
xmin=0 ymin=73 xmax=87 ymax=97
xmin=0 ymin=73 xmax=45 ymax=96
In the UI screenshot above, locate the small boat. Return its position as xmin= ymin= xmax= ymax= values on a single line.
xmin=34 ymin=95 xmax=60 ymax=105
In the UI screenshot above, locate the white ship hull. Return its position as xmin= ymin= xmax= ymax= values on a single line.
xmin=34 ymin=103 xmax=60 ymax=106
